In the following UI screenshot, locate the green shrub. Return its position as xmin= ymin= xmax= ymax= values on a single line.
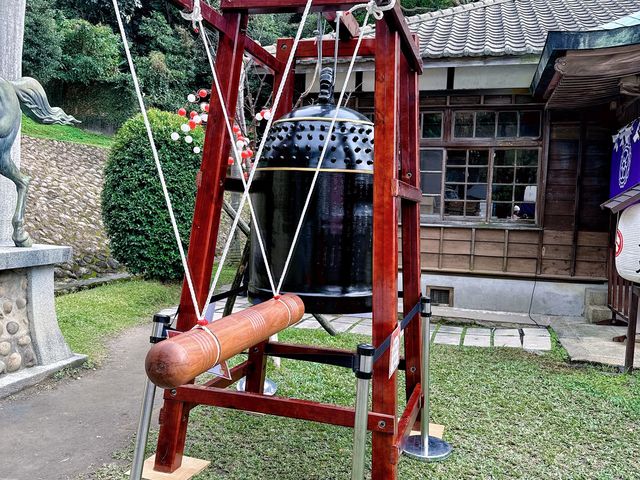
xmin=102 ymin=109 xmax=205 ymax=281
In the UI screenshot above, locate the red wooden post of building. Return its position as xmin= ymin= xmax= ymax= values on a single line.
xmin=153 ymin=12 xmax=248 ymax=473
xmin=372 ymin=19 xmax=400 ymax=480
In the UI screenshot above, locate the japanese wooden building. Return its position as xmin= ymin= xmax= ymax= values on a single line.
xmin=291 ymin=0 xmax=640 ymax=316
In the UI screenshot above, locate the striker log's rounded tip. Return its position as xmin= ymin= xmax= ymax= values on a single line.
xmin=145 ymin=339 xmax=194 ymax=389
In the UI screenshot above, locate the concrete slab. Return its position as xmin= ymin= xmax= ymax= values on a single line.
xmin=522 ymin=327 xmax=550 ymax=338
xmin=463 ymin=335 xmax=491 ymax=347
xmin=432 ymin=305 xmax=549 ymax=327
xmin=494 ymin=328 xmax=520 ymax=337
xmin=494 ymin=335 xmax=522 ymax=348
xmin=0 ymin=354 xmax=86 ymax=400
xmin=437 ymin=325 xmax=464 ymax=334
xmin=523 ymin=335 xmax=552 ymax=351
xmin=434 ymin=332 xmax=461 ymax=346
xmin=296 ymin=320 xmax=320 ymax=329
xmin=332 ymin=316 xmax=361 ymax=326
xmin=329 ymin=321 xmax=354 ymax=333
xmin=465 ymin=327 xmax=491 ymax=336
xmin=350 ymin=324 xmax=372 ymax=335
xmin=550 ymin=316 xmax=640 ymax=369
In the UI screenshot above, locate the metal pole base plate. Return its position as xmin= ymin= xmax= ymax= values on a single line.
xmin=403 ymin=434 xmax=452 ymax=462
xmin=236 ymin=377 xmax=278 ymax=396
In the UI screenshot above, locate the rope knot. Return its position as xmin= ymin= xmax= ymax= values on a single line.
xmin=180 ymin=0 xmax=203 ymax=30
xmin=349 ymin=0 xmax=396 ymax=20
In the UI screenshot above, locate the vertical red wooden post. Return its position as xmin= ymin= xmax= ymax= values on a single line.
xmin=372 ymin=19 xmax=400 ymax=480
xmin=399 ymin=53 xmax=422 ymax=401
xmin=176 ymin=13 xmax=248 ymax=330
xmin=245 ymin=38 xmax=295 ymax=394
xmin=274 ymin=38 xmax=296 ymax=117
xmin=154 ymin=13 xmax=247 ymax=473
xmin=154 ymin=399 xmax=190 ymax=472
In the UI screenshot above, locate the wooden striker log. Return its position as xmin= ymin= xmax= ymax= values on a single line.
xmin=146 ymin=294 xmax=304 ymax=389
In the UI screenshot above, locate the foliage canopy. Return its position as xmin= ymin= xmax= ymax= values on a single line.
xmin=102 ymin=110 xmax=204 ymax=280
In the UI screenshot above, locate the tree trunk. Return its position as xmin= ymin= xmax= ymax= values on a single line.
xmin=0 ymin=0 xmax=26 ymax=245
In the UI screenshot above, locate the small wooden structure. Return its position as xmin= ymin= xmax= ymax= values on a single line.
xmin=535 ymin=23 xmax=640 ymax=371
xmin=151 ymin=1 xmax=425 ymax=479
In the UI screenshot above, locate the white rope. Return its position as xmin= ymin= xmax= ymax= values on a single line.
xmin=196 ymin=18 xmax=278 ymax=318
xmin=194 ymin=0 xmax=315 ymax=314
xmin=111 ymin=0 xmax=202 ymax=319
xmin=191 ymin=324 xmax=221 ymax=367
xmin=349 ymin=0 xmax=397 ymax=19
xmin=275 ymin=0 xmax=389 ymax=294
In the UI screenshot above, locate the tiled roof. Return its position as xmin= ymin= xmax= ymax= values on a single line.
xmin=402 ymin=0 xmax=640 ymax=59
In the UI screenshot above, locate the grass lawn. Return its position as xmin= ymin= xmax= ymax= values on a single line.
xmin=21 ymin=114 xmax=114 ymax=148
xmin=56 ymin=280 xmax=181 ymax=363
xmin=56 ymin=268 xmax=236 ymax=363
xmin=89 ymin=328 xmax=640 ymax=479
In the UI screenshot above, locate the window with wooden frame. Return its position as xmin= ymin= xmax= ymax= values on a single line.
xmin=453 ymin=110 xmax=541 ymax=139
xmin=419 ymin=99 xmax=543 ymax=225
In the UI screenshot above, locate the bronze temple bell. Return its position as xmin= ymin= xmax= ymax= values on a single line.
xmin=249 ymin=68 xmax=374 ymax=314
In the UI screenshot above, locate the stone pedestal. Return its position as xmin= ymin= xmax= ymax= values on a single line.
xmin=0 ymin=244 xmax=86 ymax=398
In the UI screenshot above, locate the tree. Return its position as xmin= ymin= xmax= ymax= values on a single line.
xmin=22 ymin=0 xmax=63 ymax=84
xmin=59 ymin=19 xmax=121 ymax=84
xmin=102 ymin=110 xmax=205 ymax=281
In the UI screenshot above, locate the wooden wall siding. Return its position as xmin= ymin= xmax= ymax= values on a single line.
xmin=416 ymin=226 xmax=608 ymax=280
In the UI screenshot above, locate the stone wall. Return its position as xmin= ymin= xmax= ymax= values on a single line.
xmin=20 ymin=137 xmax=120 ymax=280
xmin=18 ymin=136 xmax=245 ymax=282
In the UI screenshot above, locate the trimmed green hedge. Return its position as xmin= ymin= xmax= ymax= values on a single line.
xmin=102 ymin=109 xmax=204 ymax=281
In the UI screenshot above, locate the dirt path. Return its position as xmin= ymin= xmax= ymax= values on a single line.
xmin=0 ymin=323 xmax=161 ymax=480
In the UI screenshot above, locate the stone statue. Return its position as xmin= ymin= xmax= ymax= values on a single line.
xmin=0 ymin=76 xmax=79 ymax=247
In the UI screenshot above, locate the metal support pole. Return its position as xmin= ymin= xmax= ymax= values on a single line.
xmin=403 ymin=297 xmax=452 ymax=462
xmin=351 ymin=343 xmax=375 ymax=480
xmin=130 ymin=314 xmax=171 ymax=480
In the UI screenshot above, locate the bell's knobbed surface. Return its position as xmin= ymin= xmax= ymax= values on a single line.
xmin=249 ymin=70 xmax=374 ymax=314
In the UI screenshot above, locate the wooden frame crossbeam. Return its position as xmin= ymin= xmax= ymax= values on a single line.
xmin=220 ymin=0 xmax=422 ymax=72
xmin=168 ymin=384 xmax=397 ymax=433
xmin=220 ymin=0 xmax=368 ymax=13
xmin=169 ymin=0 xmax=285 ymax=73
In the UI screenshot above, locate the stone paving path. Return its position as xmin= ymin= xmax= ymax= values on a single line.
xmin=229 ymin=297 xmax=552 ymax=351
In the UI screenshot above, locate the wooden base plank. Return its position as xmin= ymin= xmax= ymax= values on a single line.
xmin=127 ymin=455 xmax=210 ymax=480
xmin=410 ymin=423 xmax=445 ymax=439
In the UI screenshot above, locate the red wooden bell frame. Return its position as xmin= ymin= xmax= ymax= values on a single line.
xmin=155 ymin=1 xmax=424 ymax=479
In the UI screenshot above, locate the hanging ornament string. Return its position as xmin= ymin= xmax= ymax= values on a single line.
xmin=193 ymin=0 xmax=315 ymax=318
xmin=110 ymin=0 xmax=202 ymax=319
xmin=275 ymin=0 xmax=394 ymax=295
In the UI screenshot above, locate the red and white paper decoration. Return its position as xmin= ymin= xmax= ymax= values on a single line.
xmin=615 ymin=203 xmax=640 ymax=283
xmin=255 ymin=109 xmax=272 ymax=122
xmin=171 ymin=90 xmax=211 ymax=154
xmin=170 ymin=90 xmax=259 ymax=180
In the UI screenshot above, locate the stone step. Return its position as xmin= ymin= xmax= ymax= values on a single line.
xmin=585 ymin=288 xmax=607 ymax=307
xmin=585 ymin=304 xmax=612 ymax=324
